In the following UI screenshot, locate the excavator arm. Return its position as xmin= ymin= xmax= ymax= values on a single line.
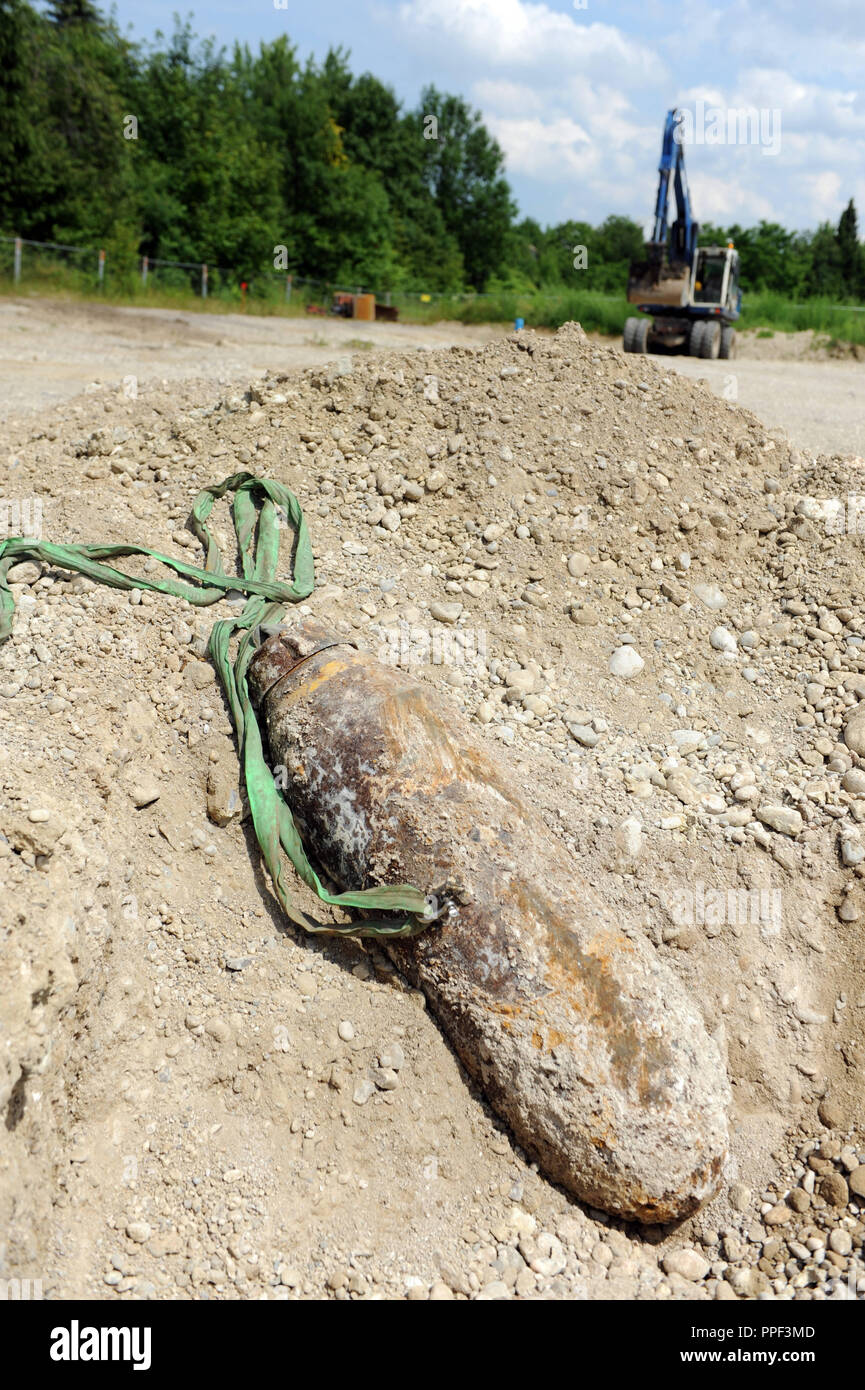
xmin=649 ymin=109 xmax=699 ymax=266
xmin=628 ymin=108 xmax=698 ymax=306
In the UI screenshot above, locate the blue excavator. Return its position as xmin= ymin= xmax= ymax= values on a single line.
xmin=624 ymin=108 xmax=741 ymax=358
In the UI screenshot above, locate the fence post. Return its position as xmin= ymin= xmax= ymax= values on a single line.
xmin=142 ymin=255 xmax=148 ymax=287
xmin=285 ymin=274 xmax=292 ymax=302
xmin=98 ymin=248 xmax=105 ymax=287
xmin=201 ymin=264 xmax=208 ymax=299
xmin=13 ymin=237 xmax=22 ymax=285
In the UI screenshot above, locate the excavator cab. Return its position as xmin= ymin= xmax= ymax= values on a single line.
xmin=694 ymin=246 xmax=740 ymax=312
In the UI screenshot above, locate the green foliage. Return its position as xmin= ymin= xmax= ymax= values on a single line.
xmin=699 ymin=211 xmax=865 ymax=305
xmin=1 ymin=1 xmax=863 ymax=313
xmin=837 ymin=199 xmax=865 ymax=299
xmin=505 ymin=214 xmax=645 ymax=293
xmin=397 ymin=287 xmax=631 ymax=336
xmin=738 ymin=292 xmax=865 ymax=343
xmin=0 ymin=4 xmax=508 ymax=291
xmin=0 ymin=0 xmax=53 ymax=232
xmin=417 ymin=86 xmax=515 ymax=289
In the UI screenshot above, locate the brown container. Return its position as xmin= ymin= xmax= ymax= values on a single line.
xmin=353 ymin=293 xmax=376 ymax=321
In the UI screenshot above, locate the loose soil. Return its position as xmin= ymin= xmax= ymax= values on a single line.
xmin=1 ymin=306 xmax=864 ymax=1302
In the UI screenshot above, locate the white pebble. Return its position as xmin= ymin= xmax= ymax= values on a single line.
xmin=609 ymin=646 xmax=644 ymax=678
xmin=710 ymin=626 xmax=737 ymax=653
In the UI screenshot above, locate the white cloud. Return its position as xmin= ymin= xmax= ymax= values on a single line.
xmin=484 ymin=115 xmax=593 ymax=180
xmin=686 ymin=175 xmax=776 ymax=225
xmin=804 ymin=170 xmax=843 ymax=215
xmin=398 ymin=0 xmax=661 ymax=81
xmin=472 ymin=81 xmax=549 ymax=119
xmin=395 ymin=0 xmax=865 ymax=230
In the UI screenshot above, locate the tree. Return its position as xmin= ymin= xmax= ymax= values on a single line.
xmin=418 ymin=86 xmax=515 ymax=290
xmin=46 ymin=0 xmax=101 ymax=24
xmin=837 ymin=199 xmax=865 ymax=300
xmin=0 ymin=0 xmax=53 ymax=233
xmin=805 ymin=223 xmax=844 ymax=300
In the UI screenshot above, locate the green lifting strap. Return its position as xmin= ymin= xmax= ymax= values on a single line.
xmin=0 ymin=471 xmax=431 ymax=939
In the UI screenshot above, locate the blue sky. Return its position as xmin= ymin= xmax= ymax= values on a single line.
xmin=107 ymin=0 xmax=865 ymax=233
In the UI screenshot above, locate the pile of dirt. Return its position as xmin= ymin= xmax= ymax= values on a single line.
xmin=1 ymin=321 xmax=864 ymax=1301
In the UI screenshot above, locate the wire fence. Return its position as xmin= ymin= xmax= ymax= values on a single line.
xmin=0 ymin=233 xmax=507 ymax=306
xmin=3 ymin=235 xmax=864 ymax=321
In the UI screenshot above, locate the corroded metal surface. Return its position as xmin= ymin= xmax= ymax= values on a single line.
xmin=248 ymin=622 xmax=730 ymax=1223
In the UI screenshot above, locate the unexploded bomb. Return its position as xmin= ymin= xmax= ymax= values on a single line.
xmin=247 ymin=619 xmax=730 ymax=1223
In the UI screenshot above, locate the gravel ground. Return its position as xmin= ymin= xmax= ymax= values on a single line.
xmin=1 ymin=296 xmax=862 ymax=460
xmin=1 ymin=312 xmax=864 ymax=1301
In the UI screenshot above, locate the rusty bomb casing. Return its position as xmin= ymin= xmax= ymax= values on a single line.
xmin=247 ymin=620 xmax=730 ymax=1223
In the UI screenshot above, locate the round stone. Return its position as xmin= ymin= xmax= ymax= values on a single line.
xmin=847 ymin=1166 xmax=865 ymax=1199
xmin=817 ymin=1096 xmax=844 ymax=1129
xmin=710 ymin=626 xmax=737 ymax=653
xmin=430 ymin=601 xmax=462 ymax=624
xmin=567 ymin=552 xmax=590 ymax=578
xmin=662 ymin=1248 xmax=710 ymax=1281
xmin=819 ymin=1172 xmax=849 ymax=1207
xmin=609 ymin=646 xmax=644 ymax=678
xmin=843 ymin=704 xmax=865 ymax=756
xmin=828 ymin=1229 xmax=852 ymax=1256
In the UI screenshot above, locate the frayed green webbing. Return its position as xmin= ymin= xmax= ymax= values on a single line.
xmin=0 ymin=472 xmax=430 ymax=938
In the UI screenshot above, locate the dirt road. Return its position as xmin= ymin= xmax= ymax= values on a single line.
xmin=0 ymin=297 xmax=504 ymax=419
xmin=670 ymin=354 xmax=865 ymax=458
xmin=1 ymin=298 xmax=862 ymax=459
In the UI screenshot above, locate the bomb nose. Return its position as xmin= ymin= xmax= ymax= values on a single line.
xmin=246 ymin=619 xmax=355 ymax=707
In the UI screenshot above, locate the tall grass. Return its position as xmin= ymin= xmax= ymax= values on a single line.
xmin=0 ymin=267 xmax=321 ymax=318
xmin=738 ymin=292 xmax=865 ymax=344
xmin=398 ymin=287 xmax=865 ymax=346
xmin=2 ymin=256 xmax=863 ymax=345
xmin=396 ymin=288 xmax=630 ymax=335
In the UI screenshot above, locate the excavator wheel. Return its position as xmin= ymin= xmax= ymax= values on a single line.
xmin=719 ymin=326 xmax=737 ymax=359
xmin=623 ymin=317 xmax=650 ymax=354
xmin=698 ymin=322 xmax=722 ymax=359
xmin=687 ymin=321 xmax=707 ymax=356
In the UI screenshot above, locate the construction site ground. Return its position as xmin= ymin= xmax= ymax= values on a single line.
xmin=1 ymin=295 xmax=864 ymax=1303
xmin=1 ymin=296 xmax=863 ymax=458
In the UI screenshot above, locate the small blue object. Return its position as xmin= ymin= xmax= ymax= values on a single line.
xmin=514 ymin=317 xmax=524 ymax=331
